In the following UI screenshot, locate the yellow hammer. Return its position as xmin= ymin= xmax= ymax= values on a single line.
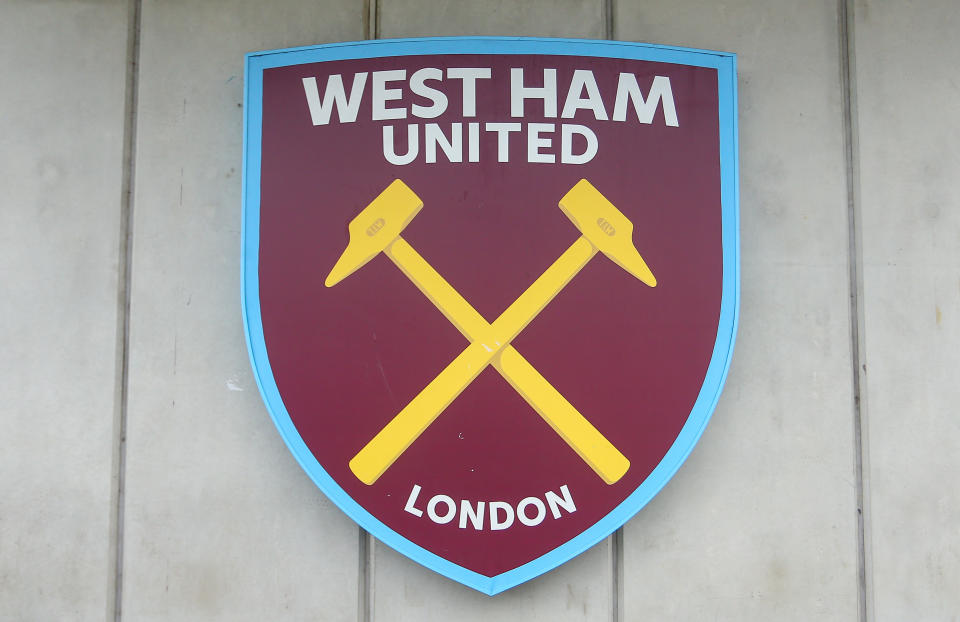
xmin=344 ymin=180 xmax=655 ymax=485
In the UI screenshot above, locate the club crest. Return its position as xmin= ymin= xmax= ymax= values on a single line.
xmin=242 ymin=37 xmax=738 ymax=594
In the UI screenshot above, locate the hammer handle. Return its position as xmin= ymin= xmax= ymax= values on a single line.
xmin=349 ymin=340 xmax=492 ymax=485
xmin=383 ymin=237 xmax=629 ymax=484
xmin=350 ymin=236 xmax=625 ymax=485
xmin=498 ymin=347 xmax=629 ymax=484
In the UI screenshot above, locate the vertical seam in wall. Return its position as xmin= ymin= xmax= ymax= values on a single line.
xmin=602 ymin=0 xmax=615 ymax=40
xmin=612 ymin=528 xmax=624 ymax=622
xmin=364 ymin=0 xmax=380 ymax=41
xmin=604 ymin=2 xmax=620 ymax=619
xmin=359 ymin=3 xmax=378 ymax=619
xmin=362 ymin=0 xmax=371 ymax=40
xmin=108 ymin=0 xmax=142 ymax=620
xmin=839 ymin=1 xmax=873 ymax=621
xmin=358 ymin=529 xmax=373 ymax=622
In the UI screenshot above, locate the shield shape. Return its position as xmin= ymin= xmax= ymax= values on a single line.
xmin=242 ymin=37 xmax=738 ymax=595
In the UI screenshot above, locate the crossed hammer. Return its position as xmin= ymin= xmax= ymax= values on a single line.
xmin=326 ymin=179 xmax=657 ymax=486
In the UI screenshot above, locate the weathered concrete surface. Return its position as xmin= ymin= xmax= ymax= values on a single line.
xmin=855 ymin=2 xmax=960 ymax=619
xmin=369 ymin=2 xmax=617 ymax=618
xmin=120 ymin=2 xmax=364 ymax=619
xmin=372 ymin=539 xmax=612 ymax=621
xmin=0 ymin=2 xmax=128 ymax=619
xmin=5 ymin=0 xmax=958 ymax=618
xmin=615 ymin=2 xmax=861 ymax=618
xmin=379 ymin=0 xmax=603 ymax=39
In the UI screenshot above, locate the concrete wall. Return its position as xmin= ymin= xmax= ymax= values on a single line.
xmin=1 ymin=0 xmax=957 ymax=620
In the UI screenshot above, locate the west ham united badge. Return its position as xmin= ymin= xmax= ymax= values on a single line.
xmin=242 ymin=37 xmax=739 ymax=594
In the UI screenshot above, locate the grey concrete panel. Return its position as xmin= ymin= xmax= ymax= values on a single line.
xmin=855 ymin=2 xmax=960 ymax=618
xmin=619 ymin=267 xmax=858 ymax=619
xmin=0 ymin=2 xmax=128 ymax=619
xmin=371 ymin=538 xmax=612 ymax=621
xmin=379 ymin=0 xmax=603 ymax=39
xmin=370 ymin=1 xmax=614 ymax=616
xmin=616 ymin=2 xmax=861 ymax=619
xmin=121 ymin=2 xmax=363 ymax=619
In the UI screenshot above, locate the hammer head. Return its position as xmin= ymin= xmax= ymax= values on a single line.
xmin=558 ymin=179 xmax=657 ymax=287
xmin=325 ymin=180 xmax=423 ymax=287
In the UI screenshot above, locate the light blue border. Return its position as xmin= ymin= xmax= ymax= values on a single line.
xmin=241 ymin=37 xmax=738 ymax=596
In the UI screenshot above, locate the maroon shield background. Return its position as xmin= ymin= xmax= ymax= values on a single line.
xmin=257 ymin=53 xmax=721 ymax=577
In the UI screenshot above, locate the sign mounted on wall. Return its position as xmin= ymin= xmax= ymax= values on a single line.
xmin=242 ymin=37 xmax=738 ymax=595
